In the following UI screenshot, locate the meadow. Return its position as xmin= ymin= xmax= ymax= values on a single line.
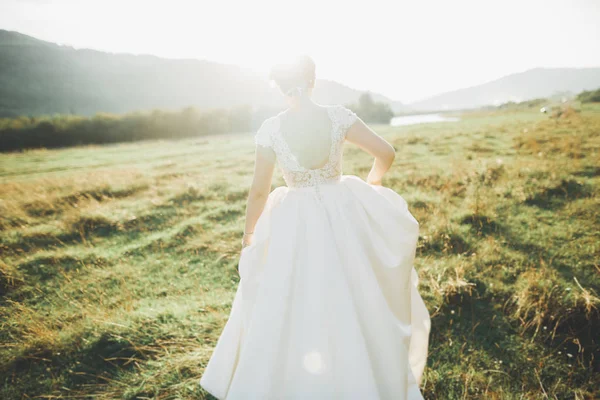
xmin=0 ymin=104 xmax=599 ymax=399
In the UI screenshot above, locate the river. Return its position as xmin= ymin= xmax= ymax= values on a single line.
xmin=390 ymin=113 xmax=459 ymax=126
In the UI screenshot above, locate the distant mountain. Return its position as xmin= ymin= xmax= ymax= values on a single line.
xmin=408 ymin=67 xmax=600 ymax=111
xmin=0 ymin=30 xmax=404 ymax=118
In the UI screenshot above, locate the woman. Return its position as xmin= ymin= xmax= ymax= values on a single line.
xmin=200 ymin=55 xmax=430 ymax=399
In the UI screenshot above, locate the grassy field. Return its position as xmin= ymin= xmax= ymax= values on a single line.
xmin=1 ymin=104 xmax=599 ymax=399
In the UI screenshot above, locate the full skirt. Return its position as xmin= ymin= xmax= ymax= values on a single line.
xmin=200 ymin=175 xmax=431 ymax=399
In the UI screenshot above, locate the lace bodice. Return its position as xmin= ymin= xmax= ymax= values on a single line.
xmin=254 ymin=105 xmax=358 ymax=189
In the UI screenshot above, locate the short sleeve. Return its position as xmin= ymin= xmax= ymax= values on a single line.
xmin=338 ymin=105 xmax=358 ymax=139
xmin=254 ymin=117 xmax=274 ymax=149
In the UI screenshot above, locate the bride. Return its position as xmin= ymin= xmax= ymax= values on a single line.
xmin=200 ymin=55 xmax=431 ymax=399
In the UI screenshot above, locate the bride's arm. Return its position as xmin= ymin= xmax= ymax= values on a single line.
xmin=345 ymin=119 xmax=396 ymax=185
xmin=242 ymin=145 xmax=276 ymax=247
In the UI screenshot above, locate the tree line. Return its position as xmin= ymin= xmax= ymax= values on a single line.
xmin=0 ymin=106 xmax=254 ymax=152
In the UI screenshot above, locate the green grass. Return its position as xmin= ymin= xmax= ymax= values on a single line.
xmin=1 ymin=105 xmax=599 ymax=399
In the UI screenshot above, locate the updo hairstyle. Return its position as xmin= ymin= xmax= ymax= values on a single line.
xmin=269 ymin=55 xmax=316 ymax=97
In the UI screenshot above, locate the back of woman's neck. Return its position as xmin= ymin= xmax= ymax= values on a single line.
xmin=288 ymin=96 xmax=317 ymax=111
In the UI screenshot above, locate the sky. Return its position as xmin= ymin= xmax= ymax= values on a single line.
xmin=1 ymin=0 xmax=599 ymax=103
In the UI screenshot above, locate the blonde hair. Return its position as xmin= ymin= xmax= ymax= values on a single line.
xmin=269 ymin=55 xmax=316 ymax=96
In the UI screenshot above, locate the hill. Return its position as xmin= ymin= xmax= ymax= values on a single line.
xmin=408 ymin=67 xmax=600 ymax=111
xmin=0 ymin=30 xmax=404 ymax=117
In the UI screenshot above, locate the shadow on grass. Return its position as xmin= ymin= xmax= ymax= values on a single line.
xmin=418 ymin=230 xmax=472 ymax=256
xmin=425 ymin=284 xmax=529 ymax=397
xmin=2 ymin=206 xmax=183 ymax=257
xmin=68 ymin=332 xmax=149 ymax=386
xmin=458 ymin=212 xmax=600 ymax=376
xmin=460 ymin=213 xmax=548 ymax=256
xmin=571 ymin=166 xmax=600 ymax=178
xmin=17 ymin=254 xmax=110 ymax=281
xmin=23 ymin=184 xmax=149 ymax=218
xmin=0 ymin=264 xmax=23 ymax=297
xmin=170 ymin=186 xmax=210 ymax=206
xmin=1 ymin=331 xmax=149 ymax=397
xmin=460 ymin=214 xmax=505 ymax=236
xmin=204 ymin=207 xmax=243 ymax=224
xmin=525 ymin=179 xmax=593 ymax=209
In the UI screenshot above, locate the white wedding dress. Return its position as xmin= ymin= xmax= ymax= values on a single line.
xmin=200 ymin=105 xmax=431 ymax=399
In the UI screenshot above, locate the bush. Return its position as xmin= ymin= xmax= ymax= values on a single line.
xmin=346 ymin=93 xmax=394 ymax=124
xmin=577 ymin=88 xmax=600 ymax=103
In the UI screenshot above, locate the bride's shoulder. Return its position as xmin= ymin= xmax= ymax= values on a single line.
xmin=259 ymin=114 xmax=281 ymax=131
xmin=328 ymin=104 xmax=358 ymax=125
xmin=255 ymin=115 xmax=280 ymax=148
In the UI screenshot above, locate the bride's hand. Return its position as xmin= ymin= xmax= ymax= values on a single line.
xmin=241 ymin=232 xmax=254 ymax=250
xmin=238 ymin=233 xmax=253 ymax=276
